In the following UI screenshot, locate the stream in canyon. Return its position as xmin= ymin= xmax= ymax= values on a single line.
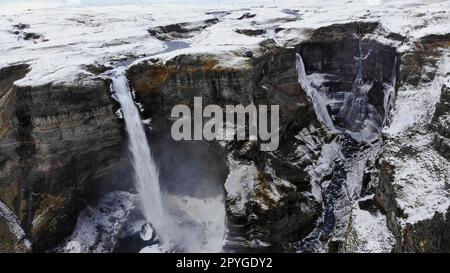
xmin=294 ymin=41 xmax=397 ymax=251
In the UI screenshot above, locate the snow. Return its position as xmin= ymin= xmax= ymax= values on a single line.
xmin=0 ymin=5 xmax=209 ymax=85
xmin=384 ymin=51 xmax=449 ymax=136
xmin=383 ymin=133 xmax=450 ymax=225
xmin=226 ymin=155 xmax=297 ymax=214
xmin=224 ymin=156 xmax=258 ymax=216
xmin=278 ymin=0 xmax=449 ymax=44
xmin=1 ymin=1 xmax=448 ymax=86
xmin=346 ymin=198 xmax=395 ymax=253
xmin=263 ymin=163 xmax=298 ymax=210
xmin=302 ymin=135 xmax=343 ymax=201
xmin=58 ymin=191 xmax=136 ymax=253
xmin=139 ymin=245 xmax=163 ymax=253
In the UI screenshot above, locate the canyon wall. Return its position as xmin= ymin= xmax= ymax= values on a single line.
xmin=0 ymin=66 xmax=126 ymax=251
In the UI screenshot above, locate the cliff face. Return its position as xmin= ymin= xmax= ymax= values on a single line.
xmin=373 ymin=34 xmax=450 ymax=253
xmin=0 ymin=65 xmax=125 ymax=251
xmin=125 ymin=21 xmax=403 ymax=251
xmin=434 ymin=84 xmax=450 ymax=161
xmin=127 ymin=42 xmax=322 ymax=251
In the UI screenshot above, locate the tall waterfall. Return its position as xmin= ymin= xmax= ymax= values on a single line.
xmin=296 ymin=53 xmax=336 ymax=131
xmin=111 ymin=74 xmax=165 ymax=232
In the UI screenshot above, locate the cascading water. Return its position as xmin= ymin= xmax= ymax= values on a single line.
xmin=296 ymin=53 xmax=336 ymax=131
xmin=111 ymin=73 xmax=165 ymax=237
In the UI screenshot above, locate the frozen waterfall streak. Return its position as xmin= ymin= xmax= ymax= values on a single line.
xmin=338 ymin=40 xmax=373 ymax=133
xmin=111 ymin=74 xmax=165 ymax=231
xmin=296 ymin=53 xmax=336 ymax=131
xmin=382 ymin=56 xmax=397 ymax=126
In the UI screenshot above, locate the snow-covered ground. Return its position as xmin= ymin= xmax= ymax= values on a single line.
xmin=344 ymin=196 xmax=395 ymax=253
xmin=58 ymin=191 xmax=136 ymax=253
xmin=1 ymin=1 xmax=448 ymax=86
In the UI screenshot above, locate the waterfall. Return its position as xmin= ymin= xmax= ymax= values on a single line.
xmin=296 ymin=53 xmax=336 ymax=131
xmin=111 ymin=73 xmax=165 ymax=233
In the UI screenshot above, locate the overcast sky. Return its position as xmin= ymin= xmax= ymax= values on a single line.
xmin=0 ymin=0 xmax=424 ymax=10
xmin=0 ymin=0 xmax=282 ymax=9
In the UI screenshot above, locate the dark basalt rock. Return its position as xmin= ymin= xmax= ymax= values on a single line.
xmin=374 ymin=85 xmax=450 ymax=253
xmin=399 ymin=34 xmax=449 ymax=86
xmin=369 ymin=30 xmax=449 ymax=253
xmin=0 ymin=206 xmax=30 ymax=253
xmin=12 ymin=23 xmax=30 ymax=30
xmin=433 ymin=85 xmax=450 ymax=160
xmin=10 ymin=23 xmax=45 ymax=42
xmin=23 ymin=32 xmax=41 ymax=40
xmin=84 ymin=63 xmax=114 ymax=75
xmin=0 ymin=65 xmax=129 ymax=251
xmin=367 ymin=80 xmax=387 ymax=118
xmin=237 ymin=13 xmax=256 ymax=20
xmin=401 ymin=209 xmax=450 ymax=252
xmin=235 ymin=29 xmax=265 ymax=36
xmin=296 ymin=32 xmax=397 ymax=84
xmin=147 ymin=18 xmax=219 ymax=40
xmin=1 ymin=15 xmax=447 ymax=253
xmin=127 ymin=20 xmax=406 ymax=250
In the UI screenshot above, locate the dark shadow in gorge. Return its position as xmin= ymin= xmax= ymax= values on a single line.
xmin=293 ymin=22 xmax=400 ymax=251
xmin=148 ymin=126 xmax=229 ymax=199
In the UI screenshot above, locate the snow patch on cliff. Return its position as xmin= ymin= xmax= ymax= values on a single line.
xmin=58 ymin=191 xmax=136 ymax=253
xmin=0 ymin=200 xmax=31 ymax=250
xmin=224 ymin=157 xmax=258 ymax=216
xmin=383 ymin=133 xmax=450 ymax=225
xmin=385 ymin=51 xmax=449 ymax=135
xmin=346 ymin=201 xmax=395 ymax=253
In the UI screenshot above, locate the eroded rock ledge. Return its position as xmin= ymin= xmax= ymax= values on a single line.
xmin=0 ymin=65 xmax=128 ymax=251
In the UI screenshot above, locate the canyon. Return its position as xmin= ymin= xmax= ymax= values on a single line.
xmin=0 ymin=1 xmax=449 ymax=253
